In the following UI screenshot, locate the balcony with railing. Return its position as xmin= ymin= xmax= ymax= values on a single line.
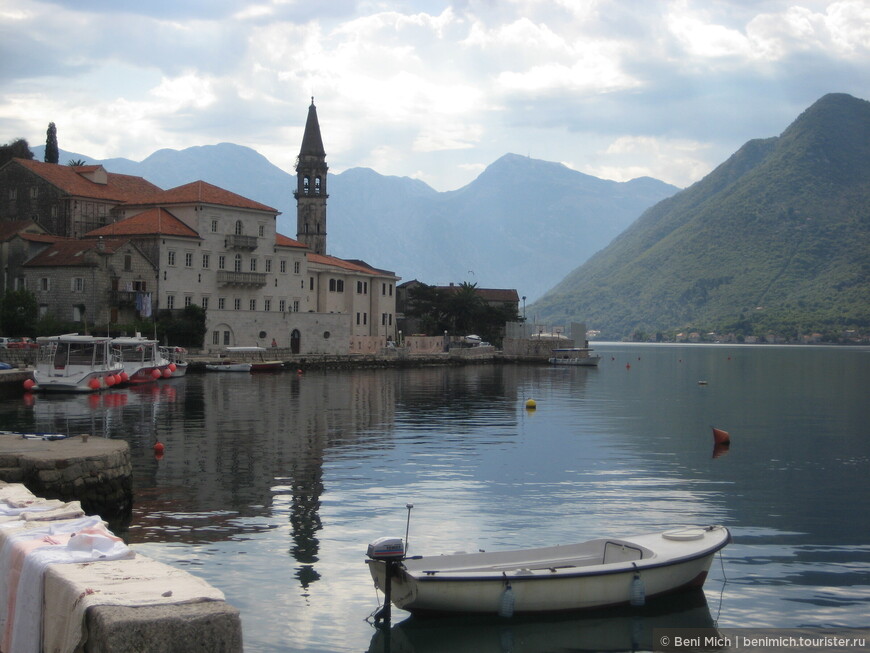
xmin=217 ymin=270 xmax=267 ymax=287
xmin=226 ymin=234 xmax=258 ymax=250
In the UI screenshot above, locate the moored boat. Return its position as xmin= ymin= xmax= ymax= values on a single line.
xmin=29 ymin=334 xmax=125 ymax=393
xmin=112 ymin=335 xmax=173 ymax=383
xmin=548 ymin=347 xmax=601 ymax=366
xmin=159 ymin=346 xmax=189 ymax=377
xmin=366 ymin=525 xmax=730 ymax=616
xmin=205 ymin=361 xmax=253 ymax=372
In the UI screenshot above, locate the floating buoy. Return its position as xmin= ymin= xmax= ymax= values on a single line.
xmin=297 ymin=369 xmax=303 ymax=375
xmin=105 ymin=375 xmax=116 ymax=386
xmin=498 ymin=582 xmax=515 ymax=618
xmin=625 ymin=363 xmax=631 ymax=370
xmin=168 ymin=363 xmax=177 ymax=372
xmin=712 ymin=426 xmax=730 ymax=445
xmin=23 ymin=378 xmax=35 ymax=391
xmin=153 ymin=441 xmax=165 ymax=455
xmin=525 ymin=398 xmax=537 ymax=410
xmin=88 ymin=378 xmax=101 ymax=390
xmin=630 ymin=569 xmax=645 ymax=606
xmin=162 ymin=368 xmax=172 ymax=378
xmin=119 ymin=371 xmax=129 ymax=382
xmin=151 ymin=369 xmax=162 ymax=379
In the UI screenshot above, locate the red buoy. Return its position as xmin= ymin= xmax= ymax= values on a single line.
xmin=23 ymin=378 xmax=35 ymax=391
xmin=153 ymin=441 xmax=165 ymax=455
xmin=88 ymin=378 xmax=101 ymax=390
xmin=712 ymin=427 xmax=731 ymax=445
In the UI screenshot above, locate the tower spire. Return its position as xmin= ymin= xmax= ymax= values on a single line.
xmin=295 ymin=100 xmax=328 ymax=254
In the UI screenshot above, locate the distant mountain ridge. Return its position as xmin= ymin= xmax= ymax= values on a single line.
xmin=530 ymin=93 xmax=870 ymax=340
xmin=31 ymin=145 xmax=677 ymax=301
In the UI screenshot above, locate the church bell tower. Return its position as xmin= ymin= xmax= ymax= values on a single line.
xmin=295 ymin=98 xmax=328 ymax=255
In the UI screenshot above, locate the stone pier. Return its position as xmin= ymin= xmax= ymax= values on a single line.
xmin=0 ymin=434 xmax=132 ymax=525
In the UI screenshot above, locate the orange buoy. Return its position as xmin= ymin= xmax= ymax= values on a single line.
xmin=712 ymin=427 xmax=730 ymax=445
xmin=23 ymin=378 xmax=35 ymax=391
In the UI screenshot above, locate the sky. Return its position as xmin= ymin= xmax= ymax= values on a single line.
xmin=1 ymin=0 xmax=869 ymax=191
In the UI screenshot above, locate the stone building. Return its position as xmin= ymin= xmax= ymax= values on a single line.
xmin=0 ymin=101 xmax=398 ymax=353
xmin=22 ymin=237 xmax=157 ymax=325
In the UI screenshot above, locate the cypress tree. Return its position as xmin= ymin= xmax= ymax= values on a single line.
xmin=45 ymin=122 xmax=59 ymax=164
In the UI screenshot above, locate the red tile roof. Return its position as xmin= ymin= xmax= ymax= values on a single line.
xmin=12 ymin=159 xmax=163 ymax=201
xmin=85 ymin=208 xmax=199 ymax=239
xmin=275 ymin=233 xmax=308 ymax=249
xmin=23 ymin=238 xmax=139 ymax=267
xmin=0 ymin=220 xmax=42 ymax=241
xmin=308 ymin=253 xmax=396 ymax=277
xmin=126 ymin=180 xmax=277 ymax=213
xmin=437 ymin=285 xmax=520 ymax=303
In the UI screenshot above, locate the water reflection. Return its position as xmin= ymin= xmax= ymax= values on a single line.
xmin=2 ymin=346 xmax=869 ymax=651
xmin=368 ymin=589 xmax=716 ymax=653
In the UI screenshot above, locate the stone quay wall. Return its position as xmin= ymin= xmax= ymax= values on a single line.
xmin=0 ymin=434 xmax=132 ymax=524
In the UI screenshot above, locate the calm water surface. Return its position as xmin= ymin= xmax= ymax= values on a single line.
xmin=2 ymin=344 xmax=869 ymax=652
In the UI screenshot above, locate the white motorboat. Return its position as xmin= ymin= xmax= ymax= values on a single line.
xmin=367 ymin=525 xmax=730 ymax=616
xmin=30 ymin=334 xmax=125 ymax=393
xmin=159 ymin=346 xmax=189 ymax=377
xmin=205 ymin=361 xmax=253 ymax=372
xmin=548 ymin=347 xmax=601 ymax=366
xmin=112 ymin=335 xmax=173 ymax=383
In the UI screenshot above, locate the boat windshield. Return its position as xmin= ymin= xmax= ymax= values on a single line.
xmin=55 ymin=342 xmax=98 ymax=367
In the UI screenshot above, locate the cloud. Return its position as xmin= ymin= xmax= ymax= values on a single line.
xmin=1 ymin=0 xmax=869 ymax=190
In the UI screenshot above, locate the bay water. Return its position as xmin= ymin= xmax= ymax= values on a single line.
xmin=3 ymin=343 xmax=869 ymax=651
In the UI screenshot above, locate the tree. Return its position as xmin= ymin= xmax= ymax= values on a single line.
xmin=67 ymin=158 xmax=86 ymax=166
xmin=0 ymin=289 xmax=39 ymax=336
xmin=0 ymin=138 xmax=34 ymax=167
xmin=155 ymin=305 xmax=207 ymax=347
xmin=44 ymin=122 xmax=59 ymax=164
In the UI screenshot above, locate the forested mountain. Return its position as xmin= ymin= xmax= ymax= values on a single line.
xmin=30 ymin=145 xmax=676 ymax=301
xmin=530 ymin=93 xmax=870 ymax=341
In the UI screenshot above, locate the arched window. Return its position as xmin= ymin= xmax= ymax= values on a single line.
xmin=314 ymin=176 xmax=321 ymax=195
xmin=234 ymin=254 xmax=242 ymax=272
xmin=303 ymin=177 xmax=310 ymax=195
xmin=234 ymin=220 xmax=243 ymax=235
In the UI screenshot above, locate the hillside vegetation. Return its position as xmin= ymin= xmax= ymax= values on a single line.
xmin=531 ymin=93 xmax=870 ymax=341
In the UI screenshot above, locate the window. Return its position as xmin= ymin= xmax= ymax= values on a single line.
xmin=292 ymin=300 xmax=299 ymax=313
xmin=183 ymin=296 xmax=192 ymax=307
xmin=314 ymin=176 xmax=321 ymax=195
xmin=234 ymin=220 xmax=243 ymax=235
xmin=265 ymin=259 xmax=272 ymax=273
xmin=293 ymin=261 xmax=301 ymax=274
xmin=218 ymin=255 xmax=225 ymax=270
xmin=40 ymin=278 xmax=50 ymax=292
xmin=167 ymin=295 xmax=175 ymax=309
xmin=211 ymin=219 xmax=218 ymax=233
xmin=249 ymin=299 xmax=256 ymax=311
xmin=328 ymin=279 xmax=344 ymax=292
xmin=72 ymin=305 xmax=84 ymax=321
xmin=250 ymin=258 xmax=257 ymax=272
xmin=202 ymin=253 xmax=210 ymax=269
xmin=280 ymin=260 xmax=287 ymax=273
xmin=264 ymin=299 xmax=271 ymax=312
xmin=356 ymin=281 xmax=368 ymax=294
xmin=303 ymin=176 xmax=310 ymax=195
xmin=212 ymin=331 xmax=220 ymax=345
xmin=124 ymin=255 xmax=132 ymax=271
xmin=218 ymin=297 xmax=226 ymax=310
xmin=167 ymin=251 xmax=176 ymax=266
xmin=223 ymin=331 xmax=230 ymax=345
xmin=234 ymin=254 xmax=242 ymax=272
xmin=184 ymin=252 xmax=193 ymax=267
xmin=258 ymin=225 xmax=265 ymax=237
xmin=309 ymin=277 xmax=314 ymax=290
xmin=202 ymin=297 xmax=209 ymax=310
xmin=72 ymin=277 xmax=84 ymax=293
xmin=234 ymin=298 xmax=241 ymax=310
xmin=279 ymin=300 xmax=286 ymax=312
xmin=8 ymin=189 xmax=16 ymax=200
xmin=29 ymin=187 xmax=38 ymax=199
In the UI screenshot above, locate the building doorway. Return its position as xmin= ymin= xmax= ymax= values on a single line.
xmin=290 ymin=329 xmax=301 ymax=354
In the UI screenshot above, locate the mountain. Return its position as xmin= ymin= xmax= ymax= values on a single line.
xmin=30 ymin=145 xmax=677 ymax=301
xmin=529 ymin=93 xmax=870 ymax=340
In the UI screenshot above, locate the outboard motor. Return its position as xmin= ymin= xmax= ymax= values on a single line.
xmin=367 ymin=537 xmax=405 ymax=625
xmin=367 ymin=536 xmax=405 ymax=561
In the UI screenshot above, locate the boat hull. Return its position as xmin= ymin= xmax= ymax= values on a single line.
xmin=367 ymin=526 xmax=729 ymax=616
xmin=205 ymin=363 xmax=252 ymax=372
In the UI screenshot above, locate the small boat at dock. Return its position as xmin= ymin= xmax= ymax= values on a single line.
xmin=30 ymin=334 xmax=125 ymax=393
xmin=548 ymin=347 xmax=601 ymax=366
xmin=205 ymin=347 xmax=283 ymax=373
xmin=112 ymin=335 xmax=173 ymax=383
xmin=367 ymin=525 xmax=730 ymax=617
